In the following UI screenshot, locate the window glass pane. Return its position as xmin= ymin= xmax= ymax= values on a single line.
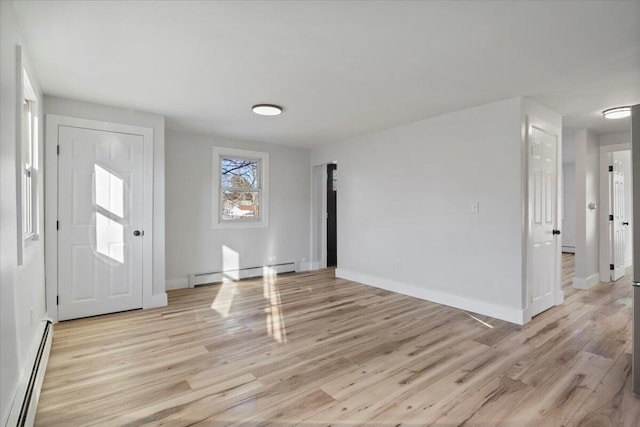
xmin=222 ymin=191 xmax=260 ymax=220
xmin=24 ymin=170 xmax=32 ymax=235
xmin=221 ymin=158 xmax=258 ymax=189
xmin=22 ymin=101 xmax=31 ymax=167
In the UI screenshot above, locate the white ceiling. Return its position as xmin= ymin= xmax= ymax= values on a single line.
xmin=13 ymin=0 xmax=640 ymax=147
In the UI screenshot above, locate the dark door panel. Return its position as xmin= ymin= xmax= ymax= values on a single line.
xmin=327 ymin=164 xmax=337 ymax=267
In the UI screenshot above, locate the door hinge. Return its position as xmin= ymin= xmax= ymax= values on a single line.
xmin=57 ymin=145 xmax=60 ymax=155
xmin=610 ymin=264 xmax=614 ymax=271
xmin=609 ymin=165 xmax=613 ymax=172
xmin=609 ymin=214 xmax=614 ymax=221
xmin=56 ymin=221 xmax=59 ymax=230
xmin=56 ymin=295 xmax=59 ymax=305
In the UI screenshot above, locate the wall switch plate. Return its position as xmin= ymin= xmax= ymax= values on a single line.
xmin=471 ymin=202 xmax=480 ymax=213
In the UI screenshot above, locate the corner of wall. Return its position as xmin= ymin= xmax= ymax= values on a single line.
xmin=150 ymin=292 xmax=168 ymax=308
xmin=298 ymin=261 xmax=320 ymax=272
xmin=572 ymin=273 xmax=600 ymax=290
xmin=336 ymin=268 xmax=526 ymax=325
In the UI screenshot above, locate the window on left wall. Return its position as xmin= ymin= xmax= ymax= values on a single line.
xmin=22 ymin=69 xmax=38 ymax=240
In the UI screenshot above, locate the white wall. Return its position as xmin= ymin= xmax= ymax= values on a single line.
xmin=312 ymin=97 xmax=528 ymax=323
xmin=1 ymin=2 xmax=46 ymax=423
xmin=165 ymin=129 xmax=311 ymax=288
xmin=310 ymin=164 xmax=326 ymax=269
xmin=562 ymin=131 xmax=576 ymax=251
xmin=43 ymin=96 xmax=166 ymax=299
xmin=600 ymin=131 xmax=631 ymax=147
xmin=573 ymin=129 xmax=600 ymax=288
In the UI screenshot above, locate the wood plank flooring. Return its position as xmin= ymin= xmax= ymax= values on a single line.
xmin=36 ymin=254 xmax=639 ymax=426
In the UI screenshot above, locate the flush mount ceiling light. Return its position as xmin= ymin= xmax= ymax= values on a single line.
xmin=252 ymin=104 xmax=283 ymax=116
xmin=602 ymin=106 xmax=631 ymax=120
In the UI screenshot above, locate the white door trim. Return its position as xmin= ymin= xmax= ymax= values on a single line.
xmin=599 ymin=142 xmax=631 ymax=283
xmin=523 ymin=117 xmax=563 ymax=323
xmin=45 ymin=114 xmax=154 ymax=322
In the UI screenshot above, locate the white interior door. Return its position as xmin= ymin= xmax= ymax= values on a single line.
xmin=610 ymin=157 xmax=626 ymax=281
xmin=529 ymin=126 xmax=559 ymax=317
xmin=58 ymin=125 xmax=144 ymax=320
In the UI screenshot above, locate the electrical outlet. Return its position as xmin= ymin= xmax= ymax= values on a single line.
xmin=471 ymin=202 xmax=480 ymax=214
xmin=394 ymin=260 xmax=402 ymax=271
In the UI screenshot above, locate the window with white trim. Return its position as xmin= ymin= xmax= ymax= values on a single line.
xmin=212 ymin=147 xmax=269 ymax=228
xmin=22 ymin=70 xmax=38 ymax=240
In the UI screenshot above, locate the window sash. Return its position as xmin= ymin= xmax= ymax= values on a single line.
xmin=22 ymin=98 xmax=37 ymax=239
xmin=219 ymin=157 xmax=262 ymax=221
xmin=23 ymin=167 xmax=33 ymax=237
xmin=220 ymin=157 xmax=260 ymax=190
xmin=220 ymin=189 xmax=262 ymax=222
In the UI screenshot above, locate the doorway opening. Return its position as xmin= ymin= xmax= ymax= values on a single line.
xmin=311 ymin=162 xmax=338 ymax=270
xmin=327 ymin=163 xmax=337 ymax=267
xmin=561 ymin=150 xmax=576 ymax=297
xmin=45 ymin=115 xmax=155 ymax=323
xmin=527 ymin=124 xmax=562 ymax=319
xmin=599 ymin=145 xmax=633 ymax=283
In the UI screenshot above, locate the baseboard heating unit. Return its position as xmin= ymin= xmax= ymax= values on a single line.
xmin=188 ymin=262 xmax=297 ymax=287
xmin=6 ymin=319 xmax=53 ymax=427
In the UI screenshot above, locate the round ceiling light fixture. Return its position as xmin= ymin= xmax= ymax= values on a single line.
xmin=252 ymin=104 xmax=283 ymax=116
xmin=602 ymin=106 xmax=631 ymax=120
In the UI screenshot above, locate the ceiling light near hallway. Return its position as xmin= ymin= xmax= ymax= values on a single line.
xmin=603 ymin=106 xmax=631 ymax=119
xmin=252 ymin=104 xmax=283 ymax=116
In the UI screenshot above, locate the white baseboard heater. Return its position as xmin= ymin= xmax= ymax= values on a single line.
xmin=7 ymin=319 xmax=53 ymax=427
xmin=188 ymin=262 xmax=297 ymax=288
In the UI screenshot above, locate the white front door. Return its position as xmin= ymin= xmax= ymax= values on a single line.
xmin=529 ymin=126 xmax=559 ymax=317
xmin=57 ymin=125 xmax=144 ymax=320
xmin=610 ymin=157 xmax=626 ymax=281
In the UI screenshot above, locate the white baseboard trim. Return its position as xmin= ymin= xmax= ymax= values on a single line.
xmin=625 ymin=257 xmax=633 ymax=268
xmin=149 ymin=292 xmax=168 ymax=308
xmin=336 ymin=268 xmax=526 ymax=325
xmin=5 ymin=319 xmax=53 ymax=427
xmin=165 ymin=278 xmax=189 ymax=290
xmin=562 ymin=246 xmax=575 ymax=253
xmin=189 ymin=262 xmax=296 ymax=287
xmin=298 ymin=261 xmax=320 ymax=272
xmin=573 ymin=273 xmax=600 ymax=289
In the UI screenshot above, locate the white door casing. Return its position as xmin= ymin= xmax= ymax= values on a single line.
xmin=528 ymin=125 xmax=560 ymax=317
xmin=45 ymin=115 xmax=154 ymax=322
xmin=610 ymin=158 xmax=625 ymax=281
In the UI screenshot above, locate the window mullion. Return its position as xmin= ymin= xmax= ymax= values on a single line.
xmin=222 ymin=187 xmax=261 ymax=192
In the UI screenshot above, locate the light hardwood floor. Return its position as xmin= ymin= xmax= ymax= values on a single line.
xmin=36 ymin=254 xmax=639 ymax=426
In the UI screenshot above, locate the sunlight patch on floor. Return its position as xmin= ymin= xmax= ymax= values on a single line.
xmin=264 ymin=266 xmax=287 ymax=344
xmin=465 ymin=312 xmax=494 ymax=329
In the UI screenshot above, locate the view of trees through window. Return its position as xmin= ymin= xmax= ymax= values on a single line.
xmin=221 ymin=158 xmax=260 ymax=220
